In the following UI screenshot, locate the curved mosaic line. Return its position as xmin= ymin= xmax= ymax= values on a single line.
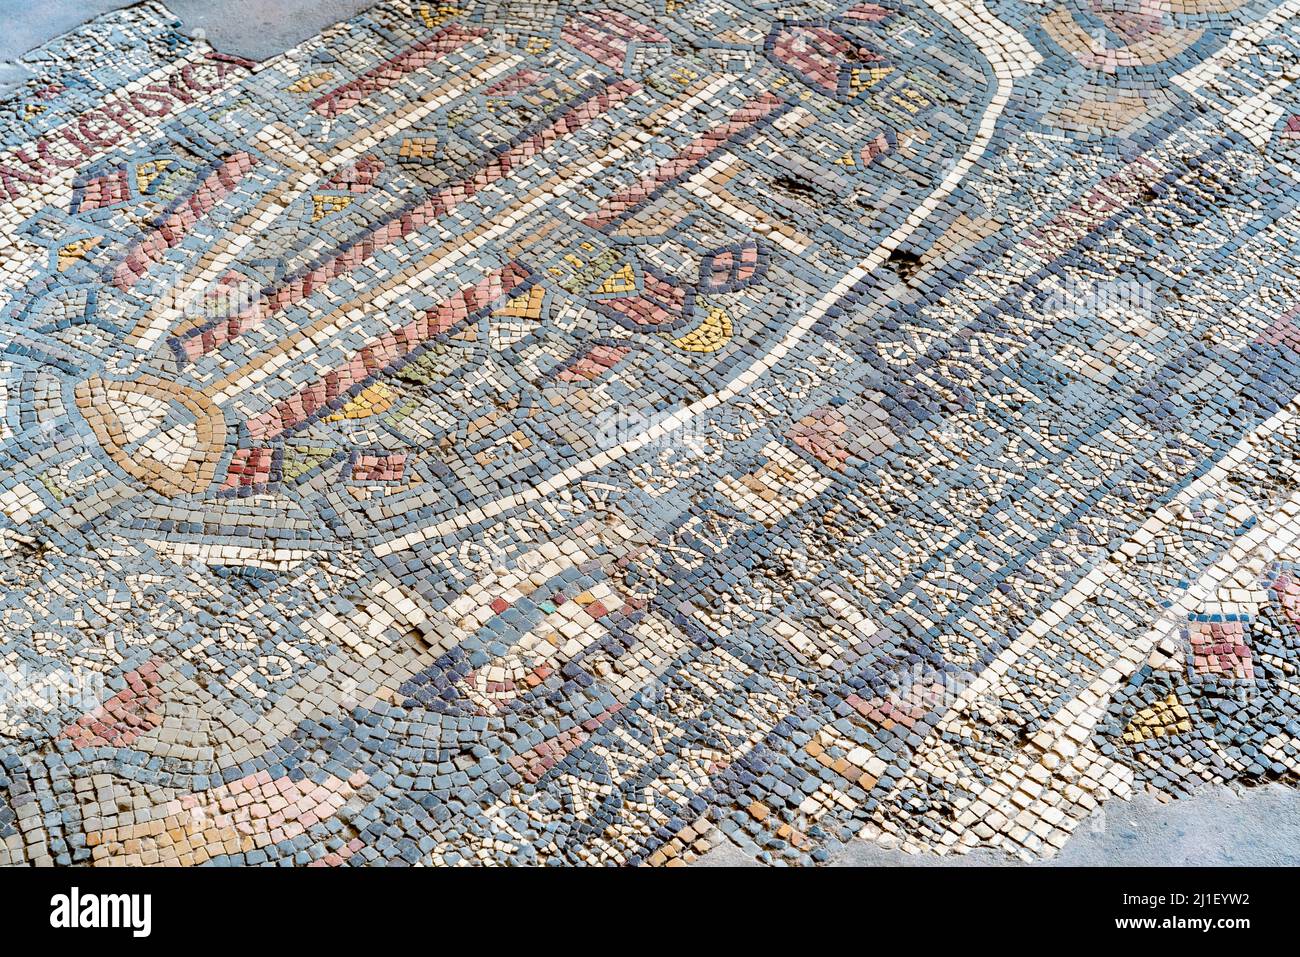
xmin=0 ymin=0 xmax=1297 ymax=867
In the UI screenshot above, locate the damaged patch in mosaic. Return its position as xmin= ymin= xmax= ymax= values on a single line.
xmin=0 ymin=0 xmax=1297 ymax=866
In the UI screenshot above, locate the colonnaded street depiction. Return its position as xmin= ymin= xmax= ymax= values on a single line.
xmin=0 ymin=0 xmax=1297 ymax=869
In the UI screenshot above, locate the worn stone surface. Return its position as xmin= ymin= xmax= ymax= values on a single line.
xmin=0 ymin=0 xmax=1297 ymax=867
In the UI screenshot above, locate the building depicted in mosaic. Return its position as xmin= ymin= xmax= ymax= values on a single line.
xmin=0 ymin=0 xmax=1297 ymax=866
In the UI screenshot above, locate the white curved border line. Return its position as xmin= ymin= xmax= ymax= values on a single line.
xmin=376 ymin=1 xmax=1039 ymax=558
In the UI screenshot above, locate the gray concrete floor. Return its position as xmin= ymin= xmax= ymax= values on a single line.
xmin=1 ymin=0 xmax=1298 ymax=868
xmin=0 ymin=0 xmax=378 ymax=68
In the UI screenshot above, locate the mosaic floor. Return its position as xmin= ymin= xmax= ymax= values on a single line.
xmin=0 ymin=0 xmax=1298 ymax=867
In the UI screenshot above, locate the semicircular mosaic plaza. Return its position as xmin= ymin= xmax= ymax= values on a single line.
xmin=0 ymin=0 xmax=1298 ymax=865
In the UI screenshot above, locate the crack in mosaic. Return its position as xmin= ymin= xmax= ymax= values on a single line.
xmin=0 ymin=0 xmax=1297 ymax=866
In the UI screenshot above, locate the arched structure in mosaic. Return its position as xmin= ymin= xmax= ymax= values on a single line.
xmin=0 ymin=0 xmax=1296 ymax=865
